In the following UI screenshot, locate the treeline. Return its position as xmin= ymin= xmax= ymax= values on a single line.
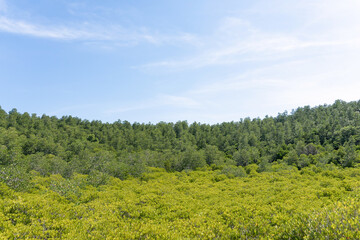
xmin=1 ymin=99 xmax=360 ymax=189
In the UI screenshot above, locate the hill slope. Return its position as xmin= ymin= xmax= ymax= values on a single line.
xmin=1 ymin=99 xmax=360 ymax=187
xmin=2 ymin=100 xmax=360 ymax=238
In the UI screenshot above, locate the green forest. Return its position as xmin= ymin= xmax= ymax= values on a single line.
xmin=2 ymin=99 xmax=360 ymax=239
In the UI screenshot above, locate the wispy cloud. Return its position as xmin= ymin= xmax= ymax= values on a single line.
xmin=0 ymin=17 xmax=98 ymax=40
xmin=4 ymin=0 xmax=360 ymax=124
xmin=139 ymin=36 xmax=355 ymax=72
xmin=138 ymin=0 xmax=360 ymax=72
xmin=0 ymin=16 xmax=197 ymax=45
xmin=126 ymin=49 xmax=360 ymax=123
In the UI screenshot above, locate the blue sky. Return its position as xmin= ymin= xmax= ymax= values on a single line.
xmin=1 ymin=0 xmax=360 ymax=123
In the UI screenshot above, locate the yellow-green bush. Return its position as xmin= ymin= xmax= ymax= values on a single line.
xmin=1 ymin=167 xmax=360 ymax=239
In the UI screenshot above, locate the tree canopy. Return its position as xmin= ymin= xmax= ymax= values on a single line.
xmin=1 ymin=99 xmax=360 ymax=189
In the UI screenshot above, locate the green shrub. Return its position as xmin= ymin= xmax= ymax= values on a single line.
xmin=221 ymin=165 xmax=247 ymax=178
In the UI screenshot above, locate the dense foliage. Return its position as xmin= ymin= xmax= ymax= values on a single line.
xmin=2 ymin=100 xmax=360 ymax=238
xmin=1 ymin=99 xmax=360 ymax=185
xmin=1 ymin=166 xmax=360 ymax=239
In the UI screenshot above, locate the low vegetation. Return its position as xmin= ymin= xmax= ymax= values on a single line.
xmin=1 ymin=166 xmax=360 ymax=239
xmin=2 ymin=99 xmax=360 ymax=238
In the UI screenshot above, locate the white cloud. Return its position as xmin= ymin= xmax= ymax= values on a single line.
xmin=0 ymin=15 xmax=198 ymax=46
xmin=0 ymin=17 xmax=96 ymax=40
xmin=139 ymin=36 xmax=357 ymax=72
xmin=130 ymin=45 xmax=360 ymax=123
xmin=140 ymin=0 xmax=360 ymax=72
xmin=130 ymin=0 xmax=360 ymax=123
xmin=6 ymin=0 xmax=359 ymax=123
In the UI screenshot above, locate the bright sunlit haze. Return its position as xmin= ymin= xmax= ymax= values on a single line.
xmin=1 ymin=0 xmax=360 ymax=123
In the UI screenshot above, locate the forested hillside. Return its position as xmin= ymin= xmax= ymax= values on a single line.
xmin=1 ymin=99 xmax=360 ymax=190
xmin=2 ymin=100 xmax=360 ymax=239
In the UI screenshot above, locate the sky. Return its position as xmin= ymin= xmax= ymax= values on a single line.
xmin=1 ymin=0 xmax=360 ymax=124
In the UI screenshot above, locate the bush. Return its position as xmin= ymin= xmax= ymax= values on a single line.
xmin=0 ymin=166 xmax=32 ymax=191
xmin=221 ymin=165 xmax=247 ymax=178
xmin=87 ymin=170 xmax=109 ymax=187
xmin=49 ymin=174 xmax=81 ymax=201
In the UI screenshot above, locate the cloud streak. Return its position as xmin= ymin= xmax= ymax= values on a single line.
xmin=128 ymin=0 xmax=360 ymax=123
xmin=3 ymin=0 xmax=360 ymax=124
xmin=0 ymin=17 xmax=97 ymax=40
xmin=139 ymin=37 xmax=356 ymax=72
xmin=139 ymin=0 xmax=360 ymax=72
xmin=0 ymin=15 xmax=197 ymax=46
